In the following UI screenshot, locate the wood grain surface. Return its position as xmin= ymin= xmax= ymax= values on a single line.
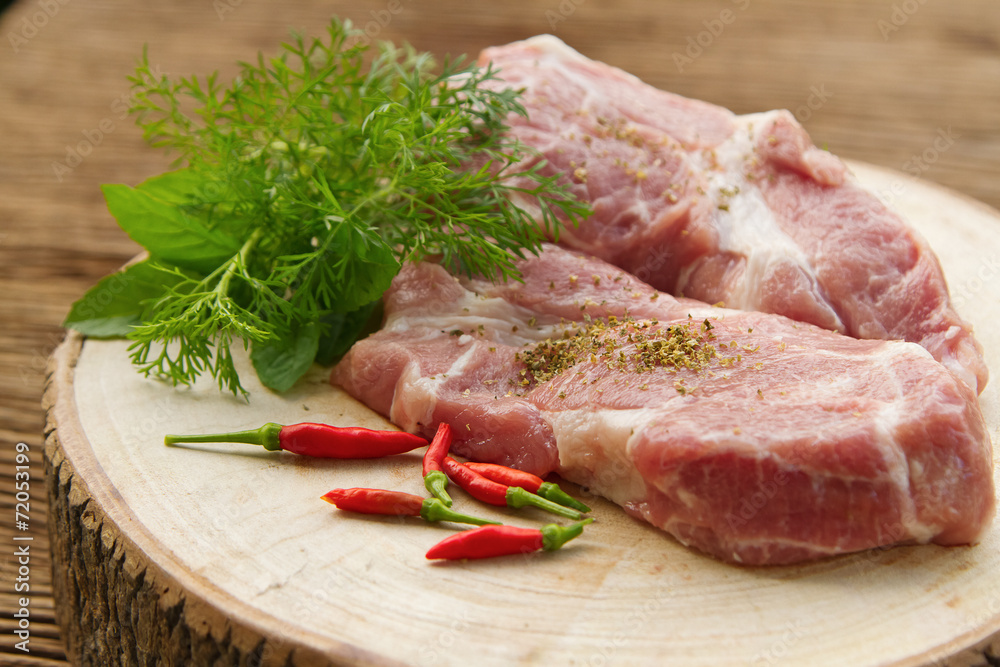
xmin=41 ymin=163 xmax=1000 ymax=666
xmin=2 ymin=0 xmax=999 ymax=664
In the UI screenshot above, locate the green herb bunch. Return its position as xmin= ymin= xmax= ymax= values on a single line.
xmin=64 ymin=19 xmax=588 ymax=398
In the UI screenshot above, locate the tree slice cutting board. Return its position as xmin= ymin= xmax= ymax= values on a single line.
xmin=43 ymin=162 xmax=1000 ymax=667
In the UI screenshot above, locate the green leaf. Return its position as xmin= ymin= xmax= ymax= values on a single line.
xmin=85 ymin=18 xmax=588 ymax=397
xmin=327 ymin=223 xmax=400 ymax=313
xmin=314 ymin=300 xmax=384 ymax=366
xmin=276 ymin=212 xmax=400 ymax=315
xmin=63 ymin=260 xmax=184 ymax=337
xmin=134 ymin=167 xmax=206 ymax=205
xmin=250 ymin=321 xmax=320 ymax=392
xmin=102 ymin=183 xmax=241 ymax=273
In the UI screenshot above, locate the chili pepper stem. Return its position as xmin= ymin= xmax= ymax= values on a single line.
xmin=420 ymin=498 xmax=500 ymax=526
xmin=422 ymin=423 xmax=454 ymax=506
xmin=424 ymin=470 xmax=453 ymax=507
xmin=541 ymin=518 xmax=594 ymax=551
xmin=537 ymin=482 xmax=592 ymax=514
xmin=506 ymin=487 xmax=582 ymax=520
xmin=164 ymin=422 xmax=283 ymax=451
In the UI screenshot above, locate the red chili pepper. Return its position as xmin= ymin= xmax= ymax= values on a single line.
xmin=422 ymin=423 xmax=453 ymax=507
xmin=442 ymin=457 xmax=583 ymax=520
xmin=321 ymin=488 xmax=499 ymax=526
xmin=464 ymin=461 xmax=592 ymax=514
xmin=164 ymin=422 xmax=428 ymax=458
xmin=425 ymin=519 xmax=594 ymax=560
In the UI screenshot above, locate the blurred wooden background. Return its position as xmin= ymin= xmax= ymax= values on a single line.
xmin=1 ymin=0 xmax=998 ymax=663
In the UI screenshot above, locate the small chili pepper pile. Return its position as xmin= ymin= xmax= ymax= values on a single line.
xmin=464 ymin=462 xmax=592 ymax=514
xmin=166 ymin=419 xmax=595 ymax=561
xmin=441 ymin=457 xmax=583 ymax=520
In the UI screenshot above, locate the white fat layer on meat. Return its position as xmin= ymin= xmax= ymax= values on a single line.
xmin=684 ymin=111 xmax=844 ymax=331
xmin=943 ymin=359 xmax=977 ymax=395
xmin=388 ymin=361 xmax=436 ymax=432
xmin=873 ymin=344 xmax=940 ymax=543
xmin=871 ymin=399 xmax=938 ymax=543
xmin=938 ymin=335 xmax=978 ymax=393
xmin=546 ymin=407 xmax=659 ymax=506
xmin=384 ymin=289 xmax=566 ymax=347
xmin=389 ymin=343 xmax=478 ymax=430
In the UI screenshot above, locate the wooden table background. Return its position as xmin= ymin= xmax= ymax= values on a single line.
xmin=1 ymin=1 xmax=998 ymax=664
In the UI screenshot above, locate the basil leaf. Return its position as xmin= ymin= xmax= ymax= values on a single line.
xmin=250 ymin=321 xmax=321 ymax=393
xmin=102 ymin=183 xmax=241 ymax=273
xmin=326 ymin=223 xmax=399 ymax=313
xmin=63 ymin=260 xmax=183 ymax=337
xmin=134 ymin=167 xmax=206 ymax=205
xmin=314 ymin=300 xmax=384 ymax=366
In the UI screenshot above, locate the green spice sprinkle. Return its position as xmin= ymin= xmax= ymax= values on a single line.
xmin=515 ymin=315 xmax=723 ymax=385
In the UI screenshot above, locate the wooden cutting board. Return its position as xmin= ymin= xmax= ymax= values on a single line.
xmin=43 ymin=162 xmax=1000 ymax=666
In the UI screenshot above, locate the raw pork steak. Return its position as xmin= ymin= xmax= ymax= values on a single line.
xmin=332 ymin=245 xmax=994 ymax=565
xmin=479 ymin=36 xmax=988 ymax=395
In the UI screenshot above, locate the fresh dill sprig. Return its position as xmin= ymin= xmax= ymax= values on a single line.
xmin=64 ymin=19 xmax=589 ymax=397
